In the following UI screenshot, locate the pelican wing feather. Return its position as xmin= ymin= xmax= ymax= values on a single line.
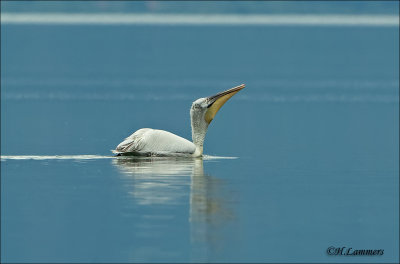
xmin=113 ymin=128 xmax=196 ymax=156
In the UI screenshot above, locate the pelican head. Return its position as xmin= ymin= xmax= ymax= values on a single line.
xmin=190 ymin=84 xmax=245 ymax=156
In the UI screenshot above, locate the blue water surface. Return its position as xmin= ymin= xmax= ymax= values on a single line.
xmin=1 ymin=18 xmax=399 ymax=263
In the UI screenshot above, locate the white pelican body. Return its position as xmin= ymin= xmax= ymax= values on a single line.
xmin=114 ymin=128 xmax=199 ymax=156
xmin=113 ymin=84 xmax=245 ymax=157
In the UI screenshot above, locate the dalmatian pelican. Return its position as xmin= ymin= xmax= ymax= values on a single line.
xmin=113 ymin=84 xmax=245 ymax=157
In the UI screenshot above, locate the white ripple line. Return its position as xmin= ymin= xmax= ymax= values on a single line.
xmin=3 ymin=93 xmax=398 ymax=103
xmin=1 ymin=155 xmax=113 ymax=160
xmin=1 ymin=155 xmax=237 ymax=161
xmin=2 ymin=13 xmax=398 ymax=26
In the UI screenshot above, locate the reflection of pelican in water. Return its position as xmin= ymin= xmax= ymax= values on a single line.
xmin=112 ymin=157 xmax=235 ymax=260
xmin=113 ymin=84 xmax=245 ymax=157
xmin=113 ymin=157 xmax=195 ymax=205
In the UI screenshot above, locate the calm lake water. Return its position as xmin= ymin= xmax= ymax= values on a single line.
xmin=1 ymin=22 xmax=399 ymax=263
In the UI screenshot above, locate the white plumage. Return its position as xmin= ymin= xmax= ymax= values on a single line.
xmin=114 ymin=128 xmax=196 ymax=156
xmin=113 ymin=84 xmax=245 ymax=157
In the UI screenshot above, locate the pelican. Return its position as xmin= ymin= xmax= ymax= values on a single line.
xmin=113 ymin=84 xmax=245 ymax=157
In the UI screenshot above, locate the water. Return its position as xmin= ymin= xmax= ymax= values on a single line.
xmin=1 ymin=16 xmax=399 ymax=263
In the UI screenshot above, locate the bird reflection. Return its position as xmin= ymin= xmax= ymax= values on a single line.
xmin=113 ymin=157 xmax=194 ymax=205
xmin=112 ymin=157 xmax=235 ymax=261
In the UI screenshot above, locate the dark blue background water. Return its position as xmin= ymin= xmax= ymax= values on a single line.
xmin=1 ymin=16 xmax=399 ymax=263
